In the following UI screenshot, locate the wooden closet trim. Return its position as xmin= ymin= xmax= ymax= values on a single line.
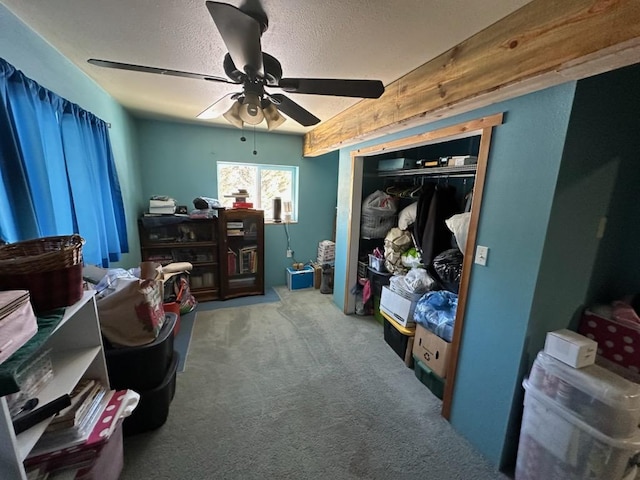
xmin=347 ymin=113 xmax=503 ymax=420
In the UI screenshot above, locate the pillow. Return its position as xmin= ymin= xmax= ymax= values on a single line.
xmin=445 ymin=212 xmax=471 ymax=253
xmin=397 ymin=202 xmax=418 ymax=230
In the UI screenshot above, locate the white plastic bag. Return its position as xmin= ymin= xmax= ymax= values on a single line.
xmin=362 ymin=190 xmax=397 ymax=215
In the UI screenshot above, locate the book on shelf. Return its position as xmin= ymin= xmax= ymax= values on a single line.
xmin=29 ymin=385 xmax=110 ymax=457
xmin=239 ymin=246 xmax=258 ymax=274
xmin=227 ymin=229 xmax=244 ymax=236
xmin=148 ymin=206 xmax=176 ymax=215
xmin=227 ymin=249 xmax=238 ymax=275
xmin=46 ymin=379 xmax=98 ymax=432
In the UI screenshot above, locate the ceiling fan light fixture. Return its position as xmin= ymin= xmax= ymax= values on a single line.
xmin=264 ymin=103 xmax=285 ymax=130
xmin=239 ymin=92 xmax=264 ymax=125
xmin=222 ymin=101 xmax=244 ymax=128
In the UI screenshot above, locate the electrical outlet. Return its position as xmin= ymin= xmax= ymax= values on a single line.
xmin=286 ymin=249 xmax=293 ymax=258
xmin=475 ymin=245 xmax=489 ymax=266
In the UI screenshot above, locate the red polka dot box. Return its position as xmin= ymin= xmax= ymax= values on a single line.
xmin=578 ymin=305 xmax=640 ymax=374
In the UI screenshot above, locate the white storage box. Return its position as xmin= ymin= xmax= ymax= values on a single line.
xmin=379 ymin=285 xmax=416 ymax=327
xmin=544 ymin=329 xmax=597 ymax=368
xmin=516 ymin=380 xmax=640 ymax=480
xmin=528 ymin=350 xmax=640 ymax=438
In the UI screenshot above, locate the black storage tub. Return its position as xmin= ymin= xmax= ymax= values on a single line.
xmin=104 ymin=312 xmax=177 ymax=391
xmin=123 ymin=350 xmax=179 ymax=436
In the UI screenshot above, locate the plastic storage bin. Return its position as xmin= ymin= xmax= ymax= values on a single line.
xmin=105 ymin=312 xmax=177 ymax=392
xmin=516 ymin=380 xmax=640 ymax=480
xmin=368 ymin=254 xmax=385 ymax=272
xmin=123 ymin=350 xmax=179 ymax=436
xmin=286 ymin=265 xmax=314 ymax=290
xmin=527 ymin=350 xmax=640 ymax=438
xmin=382 ymin=312 xmax=415 ymax=367
xmin=413 ymin=355 xmax=445 ymax=399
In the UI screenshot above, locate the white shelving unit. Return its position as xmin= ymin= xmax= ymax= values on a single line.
xmin=0 ymin=291 xmax=108 ymax=479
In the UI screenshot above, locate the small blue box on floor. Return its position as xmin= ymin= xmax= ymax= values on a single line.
xmin=287 ymin=266 xmax=314 ymax=290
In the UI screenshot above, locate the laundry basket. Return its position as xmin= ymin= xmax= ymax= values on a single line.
xmin=0 ymin=235 xmax=85 ymax=313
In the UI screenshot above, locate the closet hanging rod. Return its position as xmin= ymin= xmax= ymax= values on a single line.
xmin=376 ymin=165 xmax=477 ymax=178
xmin=429 ymin=173 xmax=476 ymax=179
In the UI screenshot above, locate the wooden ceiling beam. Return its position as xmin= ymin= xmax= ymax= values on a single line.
xmin=303 ymin=0 xmax=640 ymax=157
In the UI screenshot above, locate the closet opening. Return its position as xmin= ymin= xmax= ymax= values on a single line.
xmin=343 ymin=113 xmax=503 ymax=419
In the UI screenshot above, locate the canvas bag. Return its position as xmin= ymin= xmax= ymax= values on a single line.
xmin=164 ymin=273 xmax=197 ymax=314
xmin=97 ymin=262 xmax=165 ymax=347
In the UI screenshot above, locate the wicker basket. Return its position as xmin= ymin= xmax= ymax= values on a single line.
xmin=0 ymin=235 xmax=85 ymax=313
xmin=0 ymin=235 xmax=84 ymax=274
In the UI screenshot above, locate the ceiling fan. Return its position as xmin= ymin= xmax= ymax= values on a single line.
xmin=87 ymin=1 xmax=385 ymax=130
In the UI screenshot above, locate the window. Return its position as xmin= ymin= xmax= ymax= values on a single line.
xmin=217 ymin=162 xmax=298 ymax=222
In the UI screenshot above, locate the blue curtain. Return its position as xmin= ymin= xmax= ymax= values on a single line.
xmin=0 ymin=58 xmax=128 ymax=266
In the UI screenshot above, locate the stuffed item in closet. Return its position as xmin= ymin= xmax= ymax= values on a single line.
xmin=414 ymin=290 xmax=458 ymax=342
xmin=413 ymin=184 xmax=459 ymax=265
xmin=397 ymin=202 xmax=418 ymax=230
xmin=383 ymin=228 xmax=413 ymax=275
xmin=401 ymin=247 xmax=422 ymax=269
xmin=390 ymin=268 xmax=436 ymax=297
xmin=445 ymin=212 xmax=471 ymax=254
xmin=361 ymin=190 xmax=398 ymax=239
xmin=430 ymin=248 xmax=463 ymax=293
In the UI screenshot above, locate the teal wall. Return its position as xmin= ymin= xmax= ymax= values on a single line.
xmin=135 ymin=119 xmax=338 ymax=288
xmin=451 ymin=85 xmax=575 ymax=470
xmin=0 ymin=4 xmax=143 ymax=268
xmin=336 ymin=83 xmax=577 ymax=468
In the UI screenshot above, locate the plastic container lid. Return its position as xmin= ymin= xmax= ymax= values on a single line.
xmin=380 ymin=310 xmax=415 ymax=335
xmin=531 ymin=350 xmax=640 ymax=412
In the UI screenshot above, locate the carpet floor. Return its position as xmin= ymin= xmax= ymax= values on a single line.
xmin=173 ymin=287 xmax=281 ymax=372
xmin=120 ymin=286 xmax=508 ymax=480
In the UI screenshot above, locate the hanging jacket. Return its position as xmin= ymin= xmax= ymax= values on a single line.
xmin=414 ymin=184 xmax=459 ymax=265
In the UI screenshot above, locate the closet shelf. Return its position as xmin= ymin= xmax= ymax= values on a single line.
xmin=376 ymin=165 xmax=477 ymax=178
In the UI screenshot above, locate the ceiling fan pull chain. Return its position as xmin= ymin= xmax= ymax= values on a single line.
xmin=253 ymin=126 xmax=257 ymax=155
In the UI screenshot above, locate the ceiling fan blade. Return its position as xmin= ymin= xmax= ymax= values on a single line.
xmin=269 ymin=94 xmax=320 ymax=127
xmin=206 ymin=1 xmax=264 ymax=77
xmin=278 ymin=78 xmax=384 ymax=98
xmin=197 ymin=92 xmax=240 ymax=119
xmin=87 ymin=58 xmax=235 ymax=84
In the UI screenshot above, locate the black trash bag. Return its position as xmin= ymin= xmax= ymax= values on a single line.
xmin=430 ymin=248 xmax=463 ymax=293
xmin=320 ymin=263 xmax=334 ymax=294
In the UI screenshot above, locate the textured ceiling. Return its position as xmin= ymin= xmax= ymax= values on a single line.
xmin=1 ymin=0 xmax=532 ymax=134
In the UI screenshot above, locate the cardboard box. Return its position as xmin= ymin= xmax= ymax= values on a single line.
xmin=286 ymin=265 xmax=314 ymax=290
xmin=413 ymin=324 xmax=451 ymax=378
xmin=311 ymin=263 xmax=322 ymax=289
xmin=544 ymin=329 xmax=597 ymax=368
xmin=379 ymin=285 xmax=416 ymax=327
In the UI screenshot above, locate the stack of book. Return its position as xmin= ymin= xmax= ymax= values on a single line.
xmin=239 ymin=246 xmax=258 ymax=274
xmin=226 ymin=221 xmax=244 ymax=236
xmin=148 ymin=196 xmax=176 ymax=215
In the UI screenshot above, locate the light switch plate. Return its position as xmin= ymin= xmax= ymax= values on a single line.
xmin=475 ymin=245 xmax=489 ymax=266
